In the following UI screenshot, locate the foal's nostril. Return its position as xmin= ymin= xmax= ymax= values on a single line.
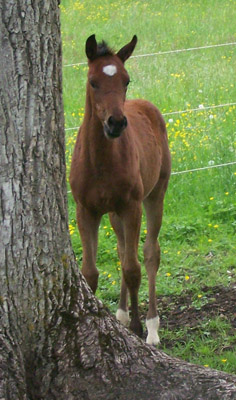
xmin=108 ymin=116 xmax=116 ymax=127
xmin=105 ymin=115 xmax=128 ymax=138
xmin=108 ymin=115 xmax=127 ymax=129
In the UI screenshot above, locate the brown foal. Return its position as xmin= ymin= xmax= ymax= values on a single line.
xmin=70 ymin=35 xmax=171 ymax=344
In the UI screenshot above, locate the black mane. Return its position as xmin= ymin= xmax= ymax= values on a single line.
xmin=97 ymin=41 xmax=115 ymax=57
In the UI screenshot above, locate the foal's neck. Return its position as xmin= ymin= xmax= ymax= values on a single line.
xmin=83 ymin=90 xmax=115 ymax=163
xmin=84 ymin=88 xmax=112 ymax=142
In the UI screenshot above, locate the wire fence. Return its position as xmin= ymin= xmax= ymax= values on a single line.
xmin=66 ymin=160 xmax=236 ymax=194
xmin=63 ymin=41 xmax=236 ymax=68
xmin=64 ymin=40 xmax=236 ymax=186
xmin=65 ymin=101 xmax=236 ymax=132
xmin=171 ymin=161 xmax=236 ymax=176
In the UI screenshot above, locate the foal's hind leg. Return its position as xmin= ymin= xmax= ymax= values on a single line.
xmin=119 ymin=202 xmax=143 ymax=337
xmin=143 ymin=179 xmax=168 ymax=345
xmin=109 ymin=212 xmax=130 ymax=327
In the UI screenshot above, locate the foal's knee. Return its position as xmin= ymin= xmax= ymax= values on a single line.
xmin=123 ymin=263 xmax=141 ymax=290
xmin=143 ymin=240 xmax=160 ymax=271
xmin=82 ymin=268 xmax=99 ymax=293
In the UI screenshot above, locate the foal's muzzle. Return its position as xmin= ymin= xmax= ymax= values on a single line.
xmin=104 ymin=115 xmax=128 ymax=138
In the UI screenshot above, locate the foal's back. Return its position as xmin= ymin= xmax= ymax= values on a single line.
xmin=123 ymin=98 xmax=170 ymax=199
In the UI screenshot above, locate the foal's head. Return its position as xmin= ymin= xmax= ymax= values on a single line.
xmin=85 ymin=34 xmax=137 ymax=139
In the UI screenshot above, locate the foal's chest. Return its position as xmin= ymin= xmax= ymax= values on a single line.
xmin=79 ymin=166 xmax=140 ymax=214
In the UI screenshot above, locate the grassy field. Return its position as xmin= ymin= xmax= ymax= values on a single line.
xmin=61 ymin=0 xmax=236 ymax=374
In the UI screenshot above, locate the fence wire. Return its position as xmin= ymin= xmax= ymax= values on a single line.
xmin=63 ymin=41 xmax=236 ymax=68
xmin=65 ymin=102 xmax=236 ymax=132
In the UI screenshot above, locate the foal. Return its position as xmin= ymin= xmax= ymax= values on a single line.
xmin=70 ymin=35 xmax=171 ymax=345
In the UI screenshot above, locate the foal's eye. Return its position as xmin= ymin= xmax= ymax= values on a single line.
xmin=90 ymin=80 xmax=98 ymax=89
xmin=125 ymin=79 xmax=130 ymax=87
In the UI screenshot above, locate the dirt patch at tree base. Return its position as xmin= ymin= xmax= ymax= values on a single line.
xmin=158 ymin=285 xmax=236 ymax=330
xmin=140 ymin=285 xmax=236 ymax=343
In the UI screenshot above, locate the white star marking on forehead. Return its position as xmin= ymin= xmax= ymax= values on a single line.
xmin=102 ymin=65 xmax=117 ymax=76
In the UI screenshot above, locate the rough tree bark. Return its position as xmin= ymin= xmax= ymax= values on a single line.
xmin=0 ymin=1 xmax=235 ymax=399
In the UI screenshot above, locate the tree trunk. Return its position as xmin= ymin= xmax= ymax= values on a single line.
xmin=0 ymin=1 xmax=235 ymax=399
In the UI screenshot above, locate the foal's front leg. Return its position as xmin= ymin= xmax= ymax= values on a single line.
xmin=109 ymin=212 xmax=130 ymax=327
xmin=76 ymin=203 xmax=101 ymax=293
xmin=120 ymin=202 xmax=143 ymax=337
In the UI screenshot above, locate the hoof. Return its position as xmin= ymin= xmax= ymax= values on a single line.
xmin=146 ymin=332 xmax=160 ymax=346
xmin=146 ymin=316 xmax=160 ymax=345
xmin=116 ymin=308 xmax=130 ymax=327
xmin=130 ymin=319 xmax=143 ymax=338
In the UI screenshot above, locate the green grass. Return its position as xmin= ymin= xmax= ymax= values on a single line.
xmin=162 ymin=316 xmax=236 ymax=374
xmin=61 ymin=0 xmax=236 ymax=374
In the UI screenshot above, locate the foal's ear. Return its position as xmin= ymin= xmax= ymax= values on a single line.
xmin=86 ymin=34 xmax=98 ymax=61
xmin=116 ymin=35 xmax=138 ymax=63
